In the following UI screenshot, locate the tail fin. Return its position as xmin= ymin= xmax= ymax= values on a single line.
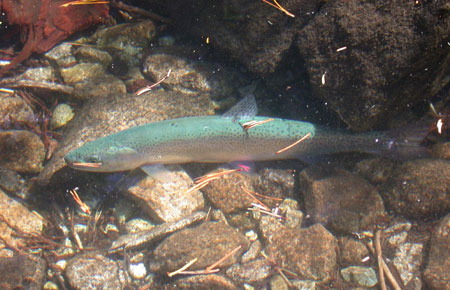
xmin=379 ymin=123 xmax=430 ymax=159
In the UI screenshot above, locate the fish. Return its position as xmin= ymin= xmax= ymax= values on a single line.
xmin=64 ymin=95 xmax=428 ymax=173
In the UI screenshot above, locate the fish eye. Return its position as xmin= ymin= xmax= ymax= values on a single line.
xmin=87 ymin=155 xmax=101 ymax=163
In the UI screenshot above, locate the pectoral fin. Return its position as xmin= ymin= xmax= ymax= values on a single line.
xmin=140 ymin=164 xmax=175 ymax=183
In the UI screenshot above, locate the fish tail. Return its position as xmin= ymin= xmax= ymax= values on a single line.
xmin=378 ymin=123 xmax=430 ymax=159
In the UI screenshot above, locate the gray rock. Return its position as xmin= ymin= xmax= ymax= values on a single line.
xmin=168 ymin=274 xmax=237 ymax=290
xmin=392 ymin=242 xmax=424 ymax=287
xmin=92 ymin=20 xmax=157 ymax=67
xmin=0 ymin=255 xmax=46 ymax=290
xmin=0 ymin=188 xmax=44 ymax=257
xmin=0 ymin=167 xmax=29 ymax=199
xmin=424 ymin=213 xmax=450 ymax=289
xmin=45 ymin=43 xmax=76 ymax=67
xmin=126 ymin=165 xmax=204 ymax=223
xmin=22 ymin=67 xmax=56 ymax=82
xmin=340 ymin=266 xmax=378 ymax=288
xmin=226 ymin=257 xmax=272 ymax=283
xmin=73 ymin=73 xmax=126 ymax=100
xmin=381 ymin=159 xmax=450 ymax=219
xmin=75 ymin=46 xmax=113 ymax=67
xmin=270 ymin=275 xmax=289 ymax=290
xmin=252 ymin=168 xmax=296 ymax=208
xmin=338 ymin=237 xmax=370 ymax=267
xmin=125 ymin=218 xmax=155 ymax=234
xmin=65 ymin=252 xmax=130 ymax=290
xmin=152 ymin=221 xmax=249 ymax=273
xmin=299 ymin=165 xmax=385 ymax=234
xmin=266 ymin=223 xmax=337 ymax=282
xmin=38 ymin=90 xmax=214 ymax=185
xmin=60 ymin=63 xmax=105 ymax=84
xmin=109 ymin=211 xmax=207 ymax=253
xmin=0 ymin=130 xmax=45 ymax=173
xmin=291 ymin=280 xmax=317 ymax=290
xmin=50 ymin=103 xmax=74 ymax=129
xmin=241 ymin=240 xmax=262 ymax=263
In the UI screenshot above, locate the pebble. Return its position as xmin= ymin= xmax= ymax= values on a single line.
xmin=129 ymin=262 xmax=147 ymax=279
xmin=226 ymin=257 xmax=272 ymax=283
xmin=125 ymin=218 xmax=155 ymax=234
xmin=340 ymin=266 xmax=378 ymax=288
xmin=50 ymin=104 xmax=74 ymax=129
xmin=338 ymin=237 xmax=370 ymax=266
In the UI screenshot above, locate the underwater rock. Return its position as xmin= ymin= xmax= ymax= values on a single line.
xmin=252 ymin=168 xmax=296 ymax=208
xmin=225 ymin=257 xmax=272 ymax=283
xmin=266 ymin=223 xmax=337 ymax=282
xmin=74 ymin=46 xmax=113 ymax=68
xmin=296 ymin=0 xmax=449 ymax=131
xmin=392 ymin=242 xmax=424 ymax=287
xmin=424 ymin=213 xmax=450 ymax=290
xmin=126 ymin=165 xmax=204 ymax=223
xmin=73 ymin=73 xmax=126 ymax=100
xmin=338 ymin=237 xmax=370 ymax=267
xmin=65 ymin=252 xmax=130 ymax=290
xmin=0 ymin=188 xmax=44 ymax=257
xmin=50 ymin=103 xmax=74 ymax=129
xmin=60 ymin=62 xmax=105 ymax=84
xmin=152 ymin=221 xmax=249 ymax=273
xmin=167 ymin=274 xmax=237 ymax=290
xmin=299 ymin=165 xmax=385 ymax=234
xmin=0 ymin=166 xmax=29 ymax=199
xmin=381 ymin=159 xmax=450 ymax=220
xmin=0 ymin=96 xmax=35 ymax=125
xmin=92 ymin=20 xmax=157 ymax=68
xmin=45 ymin=43 xmax=76 ymax=68
xmin=340 ymin=266 xmax=378 ymax=288
xmin=142 ymin=50 xmax=248 ymax=97
xmin=38 ymin=90 xmax=214 ymax=185
xmin=201 ymin=169 xmax=256 ymax=214
xmin=0 ymin=255 xmax=46 ymax=290
xmin=0 ymin=130 xmax=45 ymax=173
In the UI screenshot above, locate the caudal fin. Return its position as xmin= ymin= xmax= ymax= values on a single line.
xmin=379 ymin=124 xmax=430 ymax=159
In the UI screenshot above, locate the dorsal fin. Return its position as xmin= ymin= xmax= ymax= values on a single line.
xmin=222 ymin=95 xmax=258 ymax=119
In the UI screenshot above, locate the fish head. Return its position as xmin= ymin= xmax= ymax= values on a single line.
xmin=65 ymin=141 xmax=141 ymax=172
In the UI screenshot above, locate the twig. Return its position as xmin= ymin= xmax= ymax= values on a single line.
xmin=375 ymin=230 xmax=387 ymax=290
xmin=110 ymin=0 xmax=173 ymax=24
xmin=135 ymin=69 xmax=171 ymax=95
xmin=276 ymin=133 xmax=311 ymax=154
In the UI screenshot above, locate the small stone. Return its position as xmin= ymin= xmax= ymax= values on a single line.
xmin=241 ymin=240 xmax=262 ymax=263
xmin=245 ymin=230 xmax=258 ymax=241
xmin=129 ymin=263 xmax=147 ymax=279
xmin=153 ymin=221 xmax=249 ymax=273
xmin=73 ymin=74 xmax=126 ymax=100
xmin=384 ymin=221 xmax=412 ymax=248
xmin=0 ymin=255 xmax=46 ymax=290
xmin=424 ymin=213 xmax=450 ymax=289
xmin=65 ymin=252 xmax=130 ymax=289
xmin=125 ymin=218 xmax=155 ymax=234
xmin=0 ymin=166 xmax=29 ymax=199
xmin=226 ymin=257 xmax=272 ymax=283
xmin=201 ymin=169 xmax=256 ymax=214
xmin=338 ymin=237 xmax=370 ymax=267
xmin=61 ymin=63 xmax=105 ymax=84
xmin=55 ymin=260 xmax=67 ymax=271
xmin=0 ymin=130 xmax=45 ymax=173
xmin=126 ymin=165 xmax=204 ymax=223
xmin=392 ymin=242 xmax=424 ymax=286
xmin=169 ymin=274 xmax=237 ymax=290
xmin=75 ymin=46 xmax=112 ymax=67
xmin=291 ymin=280 xmax=317 ymax=290
xmin=22 ymin=67 xmax=55 ymax=82
xmin=253 ymin=168 xmax=296 ymax=207
xmin=270 ymin=275 xmax=289 ymax=290
xmin=45 ymin=43 xmax=76 ymax=67
xmin=340 ymin=266 xmax=378 ymax=288
xmin=43 ymin=281 xmax=59 ymax=290
xmin=0 ymin=96 xmax=34 ymax=125
xmin=50 ymin=104 xmax=75 ymax=129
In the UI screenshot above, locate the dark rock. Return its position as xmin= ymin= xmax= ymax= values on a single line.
xmin=126 ymin=165 xmax=204 ymax=223
xmin=266 ymin=223 xmax=337 ymax=282
xmin=38 ymin=90 xmax=214 ymax=185
xmin=0 ymin=166 xmax=29 ymax=199
xmin=167 ymin=274 xmax=237 ymax=290
xmin=340 ymin=266 xmax=378 ymax=288
xmin=201 ymin=169 xmax=256 ymax=214
xmin=296 ymin=0 xmax=449 ymax=130
xmin=338 ymin=237 xmax=370 ymax=267
xmin=0 ymin=96 xmax=35 ymax=126
xmin=0 ymin=255 xmax=46 ymax=290
xmin=424 ymin=213 xmax=450 ymax=289
xmin=353 ymin=157 xmax=395 ymax=185
xmin=152 ymin=221 xmax=249 ymax=273
xmin=225 ymin=257 xmax=272 ymax=283
xmin=381 ymin=159 xmax=450 ymax=219
xmin=299 ymin=165 xmax=385 ymax=234
xmin=65 ymin=252 xmax=130 ymax=290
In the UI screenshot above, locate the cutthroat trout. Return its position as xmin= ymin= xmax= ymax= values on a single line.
xmin=64 ymin=95 xmax=427 ymax=172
